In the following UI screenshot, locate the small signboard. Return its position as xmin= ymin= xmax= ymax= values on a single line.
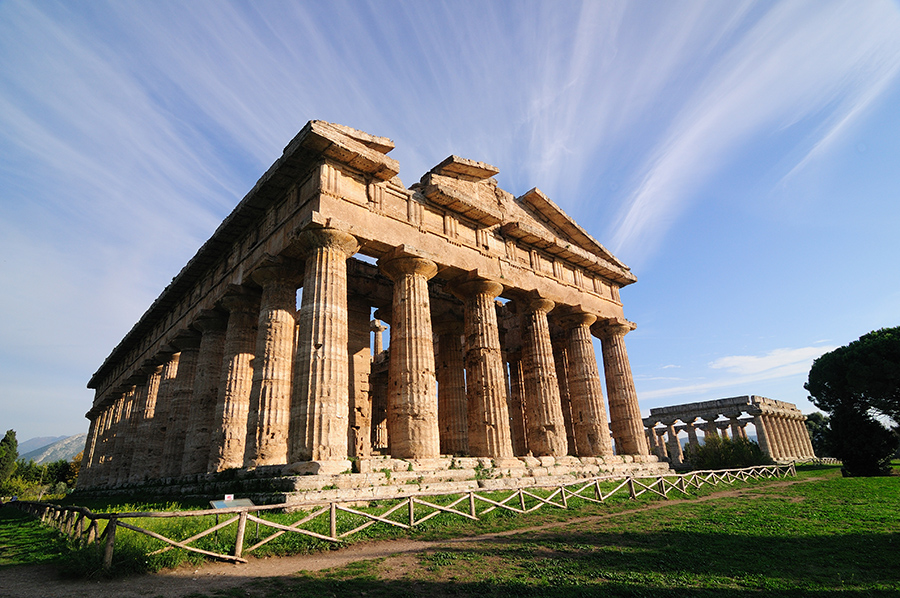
xmin=209 ymin=498 xmax=255 ymax=509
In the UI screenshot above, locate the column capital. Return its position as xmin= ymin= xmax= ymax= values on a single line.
xmin=448 ymin=273 xmax=504 ymax=301
xmin=192 ymin=309 xmax=228 ymax=333
xmin=293 ymin=224 xmax=359 ymax=258
xmin=250 ymin=255 xmax=304 ymax=287
xmin=219 ymin=284 xmax=261 ymax=314
xmin=591 ymin=317 xmax=636 ymax=339
xmin=556 ymin=310 xmax=598 ymax=330
xmin=170 ymin=328 xmax=202 ymax=351
xmin=524 ymin=295 xmax=555 ymax=314
xmin=378 ymin=246 xmax=438 ymax=281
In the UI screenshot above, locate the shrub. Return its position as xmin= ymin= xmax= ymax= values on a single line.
xmin=684 ymin=435 xmax=773 ymax=470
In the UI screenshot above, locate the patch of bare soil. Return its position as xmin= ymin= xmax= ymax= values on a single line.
xmin=0 ymin=477 xmax=821 ymax=598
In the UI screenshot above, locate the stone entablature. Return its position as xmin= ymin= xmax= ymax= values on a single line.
xmin=643 ymin=395 xmax=815 ymax=464
xmin=79 ymin=121 xmax=651 ymax=489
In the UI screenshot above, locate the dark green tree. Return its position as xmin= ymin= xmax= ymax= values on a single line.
xmin=805 ymin=326 xmax=900 ymax=476
xmin=684 ymin=435 xmax=773 ymax=470
xmin=805 ymin=412 xmax=832 ymax=457
xmin=0 ymin=429 xmax=17 ymax=483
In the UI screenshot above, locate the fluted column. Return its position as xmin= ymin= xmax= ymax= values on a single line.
xmin=784 ymin=416 xmax=803 ymax=458
xmin=161 ymin=332 xmax=201 ymax=478
xmin=666 ymin=423 xmax=683 ymax=464
xmin=99 ymin=396 xmax=124 ymax=486
xmin=506 ymin=350 xmax=528 ymax=456
xmin=91 ymin=405 xmax=111 ymax=485
xmin=147 ymin=352 xmax=180 ymax=479
xmin=348 ymin=294 xmax=373 ymax=459
xmin=800 ymin=416 xmax=816 ymax=457
xmin=244 ymin=258 xmax=301 ymax=468
xmin=552 ymin=339 xmax=577 ymax=455
xmin=380 ymin=252 xmax=440 ymax=459
xmin=287 ymin=227 xmax=358 ymax=471
xmin=704 ymin=418 xmax=719 ymax=439
xmin=181 ymin=312 xmax=227 ymax=475
xmin=656 ymin=429 xmax=669 ymax=459
xmin=118 ymin=379 xmax=149 ymax=485
xmin=764 ymin=414 xmax=785 ymax=459
xmin=208 ymin=287 xmax=259 ymax=472
xmin=434 ymin=319 xmax=467 ymax=455
xmin=686 ymin=421 xmax=700 ymax=449
xmin=520 ymin=297 xmax=568 ymax=457
xmin=78 ymin=415 xmax=101 ymax=488
xmin=451 ymin=277 xmax=514 ymax=460
xmin=371 ymin=319 xmax=387 ymax=356
xmin=559 ymin=312 xmax=614 ymax=457
xmin=132 ymin=362 xmax=164 ymax=482
xmin=112 ymin=388 xmax=137 ymax=486
xmin=593 ymin=319 xmax=649 ymax=455
xmin=751 ymin=413 xmax=773 ymax=458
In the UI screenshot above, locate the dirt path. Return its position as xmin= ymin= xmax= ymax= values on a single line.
xmin=0 ymin=477 xmax=818 ymax=598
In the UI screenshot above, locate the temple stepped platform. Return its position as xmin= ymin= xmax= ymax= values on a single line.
xmin=75 ymin=455 xmax=670 ymax=504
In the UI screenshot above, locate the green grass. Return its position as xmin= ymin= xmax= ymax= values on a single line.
xmin=5 ymin=465 xmax=899 ymax=595
xmin=0 ymin=506 xmax=71 ymax=567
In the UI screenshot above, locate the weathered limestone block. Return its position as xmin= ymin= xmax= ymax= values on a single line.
xmin=208 ymin=287 xmax=259 ymax=472
xmin=520 ymin=297 xmax=568 ymax=457
xmin=434 ymin=319 xmax=468 ymax=455
xmin=380 ymin=251 xmax=440 ymax=459
xmin=559 ymin=312 xmax=614 ymax=457
xmin=451 ymin=277 xmax=514 ymax=459
xmin=245 ymin=258 xmax=302 ymax=468
xmin=594 ymin=319 xmax=649 ymax=456
xmin=289 ymin=227 xmax=358 ymax=471
xmin=181 ymin=311 xmax=227 ymax=476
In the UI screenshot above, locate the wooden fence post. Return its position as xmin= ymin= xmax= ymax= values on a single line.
xmin=627 ymin=477 xmax=636 ymax=499
xmin=103 ymin=517 xmax=117 ymax=571
xmin=330 ymin=502 xmax=337 ymax=539
xmin=469 ymin=492 xmax=476 ymax=518
xmin=408 ymin=497 xmax=415 ymax=527
xmin=234 ymin=511 xmax=248 ymax=558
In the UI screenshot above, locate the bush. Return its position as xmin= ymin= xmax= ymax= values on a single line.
xmin=684 ymin=435 xmax=774 ymax=470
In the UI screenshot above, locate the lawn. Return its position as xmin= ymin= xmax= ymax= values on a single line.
xmin=2 ymin=465 xmax=898 ymax=596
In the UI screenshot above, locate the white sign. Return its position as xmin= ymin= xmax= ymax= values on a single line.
xmin=224 ymin=494 xmax=234 ymax=501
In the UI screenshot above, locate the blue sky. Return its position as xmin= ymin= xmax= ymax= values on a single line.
xmin=2 ymin=0 xmax=899 ymax=442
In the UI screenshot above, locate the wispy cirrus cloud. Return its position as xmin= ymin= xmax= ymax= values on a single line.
xmin=640 ymin=344 xmax=835 ymax=402
xmin=607 ymin=1 xmax=900 ymax=267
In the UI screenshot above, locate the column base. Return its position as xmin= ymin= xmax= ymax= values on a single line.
xmin=285 ymin=460 xmax=353 ymax=476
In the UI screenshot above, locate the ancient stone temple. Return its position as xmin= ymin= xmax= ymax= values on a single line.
xmin=643 ymin=395 xmax=816 ymax=465
xmin=78 ymin=121 xmax=658 ymax=490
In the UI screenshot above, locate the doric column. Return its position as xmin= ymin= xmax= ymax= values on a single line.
xmin=287 ymin=227 xmax=358 ymax=472
xmin=765 ymin=414 xmax=785 ymax=459
xmin=207 ymin=287 xmax=259 ymax=472
xmin=451 ymin=277 xmax=514 ymax=459
xmin=99 ymin=396 xmax=124 ymax=486
xmin=719 ymin=423 xmax=730 ymax=440
xmin=244 ymin=258 xmax=302 ymax=468
xmin=370 ymin=368 xmax=389 ymax=451
xmin=78 ymin=414 xmax=101 ymax=488
xmin=434 ymin=319 xmax=467 ymax=455
xmin=593 ymin=319 xmax=649 ymax=455
xmin=132 ymin=362 xmax=164 ymax=482
xmin=112 ymin=387 xmax=137 ymax=486
xmin=348 ymin=294 xmax=373 ymax=459
xmin=784 ymin=416 xmax=803 ymax=458
xmin=666 ymin=423 xmax=683 ymax=464
xmin=800 ymin=416 xmax=816 ymax=457
xmin=520 ymin=297 xmax=568 ymax=457
xmin=729 ymin=417 xmax=745 ymax=440
xmin=90 ymin=405 xmax=111 ymax=485
xmin=371 ymin=319 xmax=387 ymax=356
xmin=552 ymin=338 xmax=577 ymax=455
xmin=506 ymin=350 xmax=528 ymax=456
xmin=161 ymin=332 xmax=201 ymax=478
xmin=181 ymin=311 xmax=227 ymax=476
xmin=118 ymin=378 xmax=149 ymax=485
xmin=147 ymin=351 xmax=179 ymax=480
xmin=751 ymin=413 xmax=773 ymax=458
xmin=380 ymin=251 xmax=440 ymax=459
xmin=656 ymin=429 xmax=669 ymax=459
xmin=558 ymin=312 xmax=614 ymax=457
xmin=704 ymin=418 xmax=719 ymax=439
xmin=686 ymin=421 xmax=700 ymax=449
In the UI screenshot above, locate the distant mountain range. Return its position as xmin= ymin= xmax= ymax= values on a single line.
xmin=19 ymin=434 xmax=86 ymax=464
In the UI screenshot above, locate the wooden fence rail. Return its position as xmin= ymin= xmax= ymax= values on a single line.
xmin=10 ymin=463 xmax=796 ymax=570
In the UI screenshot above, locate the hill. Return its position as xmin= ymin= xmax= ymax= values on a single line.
xmin=19 ymin=434 xmax=86 ymax=464
xmin=17 ymin=435 xmax=67 ymax=454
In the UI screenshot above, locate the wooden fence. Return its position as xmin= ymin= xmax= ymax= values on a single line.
xmin=10 ymin=463 xmax=796 ymax=569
